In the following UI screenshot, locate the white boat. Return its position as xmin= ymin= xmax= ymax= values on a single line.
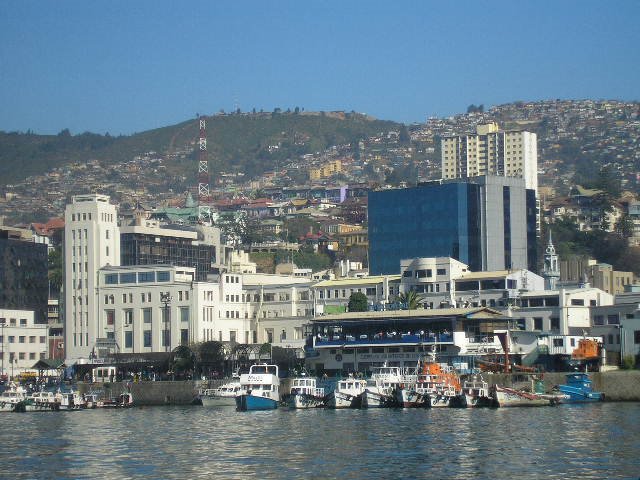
xmin=363 ymin=365 xmax=407 ymax=408
xmin=454 ymin=375 xmax=492 ymax=408
xmin=325 ymin=376 xmax=367 ymax=409
xmin=0 ymin=383 xmax=27 ymax=412
xmin=201 ymin=376 xmax=243 ymax=408
xmin=235 ymin=364 xmax=281 ymax=411
xmin=56 ymin=389 xmax=86 ymax=410
xmin=21 ymin=391 xmax=60 ymax=412
xmin=286 ymin=375 xmax=325 ymax=409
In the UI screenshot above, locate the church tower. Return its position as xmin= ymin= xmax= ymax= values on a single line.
xmin=542 ymin=230 xmax=560 ymax=290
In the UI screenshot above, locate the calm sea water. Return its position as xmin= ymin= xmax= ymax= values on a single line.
xmin=3 ymin=402 xmax=639 ymax=479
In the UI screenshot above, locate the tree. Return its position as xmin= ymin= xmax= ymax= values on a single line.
xmin=348 ymin=292 xmax=368 ymax=312
xmin=397 ymin=290 xmax=424 ymax=310
xmin=48 ymin=247 xmax=63 ymax=297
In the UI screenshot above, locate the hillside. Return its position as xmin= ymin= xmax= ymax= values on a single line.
xmin=0 ymin=111 xmax=399 ymax=186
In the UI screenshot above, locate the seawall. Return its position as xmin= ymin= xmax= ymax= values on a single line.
xmin=480 ymin=370 xmax=640 ymax=401
xmin=78 ymin=370 xmax=640 ymax=405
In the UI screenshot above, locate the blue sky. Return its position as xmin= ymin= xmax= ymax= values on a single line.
xmin=1 ymin=1 xmax=639 ymax=135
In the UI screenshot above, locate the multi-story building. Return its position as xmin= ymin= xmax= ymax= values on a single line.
xmin=120 ymin=219 xmax=229 ymax=281
xmin=0 ymin=309 xmax=49 ymax=379
xmin=64 ymin=194 xmax=120 ymax=363
xmin=441 ymin=122 xmax=538 ymax=192
xmin=309 ymin=159 xmax=343 ymax=181
xmin=0 ymin=226 xmax=49 ymax=324
xmin=560 ymin=256 xmax=634 ymax=295
xmin=368 ymin=176 xmax=537 ymax=275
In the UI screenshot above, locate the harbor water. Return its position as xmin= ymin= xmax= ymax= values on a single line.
xmin=3 ymin=402 xmax=640 ymax=479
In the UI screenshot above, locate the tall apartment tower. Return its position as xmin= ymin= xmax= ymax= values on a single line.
xmin=64 ymin=194 xmax=120 ymax=362
xmin=441 ymin=122 xmax=538 ymax=192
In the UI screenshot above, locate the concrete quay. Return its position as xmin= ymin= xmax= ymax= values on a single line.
xmin=77 ymin=370 xmax=640 ymax=405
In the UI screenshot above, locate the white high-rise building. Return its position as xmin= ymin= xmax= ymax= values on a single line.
xmin=64 ymin=194 xmax=120 ymax=363
xmin=441 ymin=122 xmax=538 ymax=192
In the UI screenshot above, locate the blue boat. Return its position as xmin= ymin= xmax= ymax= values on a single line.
xmin=235 ymin=364 xmax=280 ymax=411
xmin=558 ymin=373 xmax=604 ymax=403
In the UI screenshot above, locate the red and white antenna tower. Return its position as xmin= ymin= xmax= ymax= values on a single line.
xmin=197 ymin=116 xmax=212 ymax=224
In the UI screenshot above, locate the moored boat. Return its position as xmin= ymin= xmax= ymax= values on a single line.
xmin=362 ymin=365 xmax=407 ymax=408
xmin=325 ymin=376 xmax=367 ymax=409
xmin=19 ymin=390 xmax=60 ymax=412
xmin=201 ymin=376 xmax=243 ymax=408
xmin=285 ymin=375 xmax=325 ymax=409
xmin=235 ymin=364 xmax=280 ymax=411
xmin=101 ymin=392 xmax=134 ymax=408
xmin=0 ymin=383 xmax=27 ymax=412
xmin=557 ymin=372 xmax=604 ymax=403
xmin=451 ymin=375 xmax=492 ymax=408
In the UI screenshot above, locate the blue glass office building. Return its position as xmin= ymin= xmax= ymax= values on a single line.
xmin=368 ymin=176 xmax=537 ymax=275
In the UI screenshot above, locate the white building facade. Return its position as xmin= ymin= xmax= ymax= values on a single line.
xmin=64 ymin=194 xmax=120 ymax=363
xmin=0 ymin=309 xmax=49 ymax=379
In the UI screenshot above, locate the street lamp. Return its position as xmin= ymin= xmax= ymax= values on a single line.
xmin=0 ymin=319 xmax=5 ymax=379
xmin=160 ymin=292 xmax=172 ymax=353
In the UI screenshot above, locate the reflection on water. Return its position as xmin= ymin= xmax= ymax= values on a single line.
xmin=3 ymin=403 xmax=640 ymax=479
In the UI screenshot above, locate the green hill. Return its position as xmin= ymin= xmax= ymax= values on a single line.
xmin=0 ymin=111 xmax=399 ymax=185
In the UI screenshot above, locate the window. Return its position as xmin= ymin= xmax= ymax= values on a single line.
xmin=181 ymin=329 xmax=189 ymax=345
xmin=20 ymin=319 xmax=27 ymax=326
xmin=106 ymin=310 xmax=115 ymax=326
xmin=634 ymin=330 xmax=640 ymax=344
xmin=180 ymin=307 xmax=189 ymax=323
xmin=162 ymin=329 xmax=170 ymax=347
xmin=437 ymin=268 xmax=446 ymax=275
xmin=138 ymin=271 xmax=155 ymax=283
xmin=125 ymin=331 xmax=133 ymax=349
xmin=570 ymin=299 xmax=585 ymax=306
xmin=553 ymin=338 xmax=564 ymax=347
xmin=143 ymin=330 xmax=152 ymax=348
xmin=607 ymin=314 xmax=620 ymax=325
xmin=143 ymin=308 xmax=152 ymax=324
xmin=593 ymin=315 xmax=604 ymax=326
xmin=19 ymin=336 xmax=25 ymax=343
xmin=157 ymin=271 xmax=170 ymax=282
xmin=8 ymin=336 xmax=14 ymax=343
xmin=39 ymin=336 xmax=45 ymax=343
xmin=29 ymin=352 xmax=36 ymax=360
xmin=19 ymin=352 xmax=25 ymax=360
xmin=29 ymin=336 xmax=36 ymax=343
xmin=550 ymin=318 xmax=560 ymax=331
xmin=534 ymin=318 xmax=543 ymax=331
xmin=124 ymin=309 xmax=133 ymax=326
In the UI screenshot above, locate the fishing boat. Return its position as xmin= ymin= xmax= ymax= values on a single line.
xmin=19 ymin=390 xmax=60 ymax=412
xmin=556 ymin=372 xmax=604 ymax=403
xmin=450 ymin=375 xmax=493 ymax=408
xmin=325 ymin=376 xmax=367 ymax=409
xmin=235 ymin=364 xmax=280 ymax=411
xmin=491 ymin=376 xmax=563 ymax=407
xmin=56 ymin=389 xmax=86 ymax=410
xmin=101 ymin=392 xmax=134 ymax=408
xmin=363 ymin=365 xmax=407 ymax=408
xmin=0 ymin=383 xmax=27 ymax=412
xmin=397 ymin=348 xmax=462 ymax=408
xmin=285 ymin=375 xmax=325 ymax=409
xmin=201 ymin=375 xmax=243 ymax=408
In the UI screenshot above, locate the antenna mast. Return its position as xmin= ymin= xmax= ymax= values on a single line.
xmin=197 ymin=116 xmax=212 ymax=224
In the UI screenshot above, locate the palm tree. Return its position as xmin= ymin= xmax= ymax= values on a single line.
xmin=397 ymin=290 xmax=425 ymax=310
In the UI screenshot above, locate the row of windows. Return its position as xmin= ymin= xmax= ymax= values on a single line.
xmin=0 ymin=335 xmax=46 ymax=344
xmin=104 ymin=271 xmax=171 ymax=285
xmin=402 ymin=268 xmax=447 ymax=278
xmin=0 ymin=318 xmax=28 ymax=326
xmin=71 ymin=213 xmax=92 ymax=221
xmin=225 ymin=275 xmax=240 ymax=284
xmin=317 ymin=288 xmax=377 ymax=300
xmin=105 ymin=307 xmax=190 ymax=325
xmin=1 ymin=351 xmax=46 ymax=361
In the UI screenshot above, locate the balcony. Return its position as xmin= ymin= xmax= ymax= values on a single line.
xmin=313 ymin=332 xmax=453 ymax=348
